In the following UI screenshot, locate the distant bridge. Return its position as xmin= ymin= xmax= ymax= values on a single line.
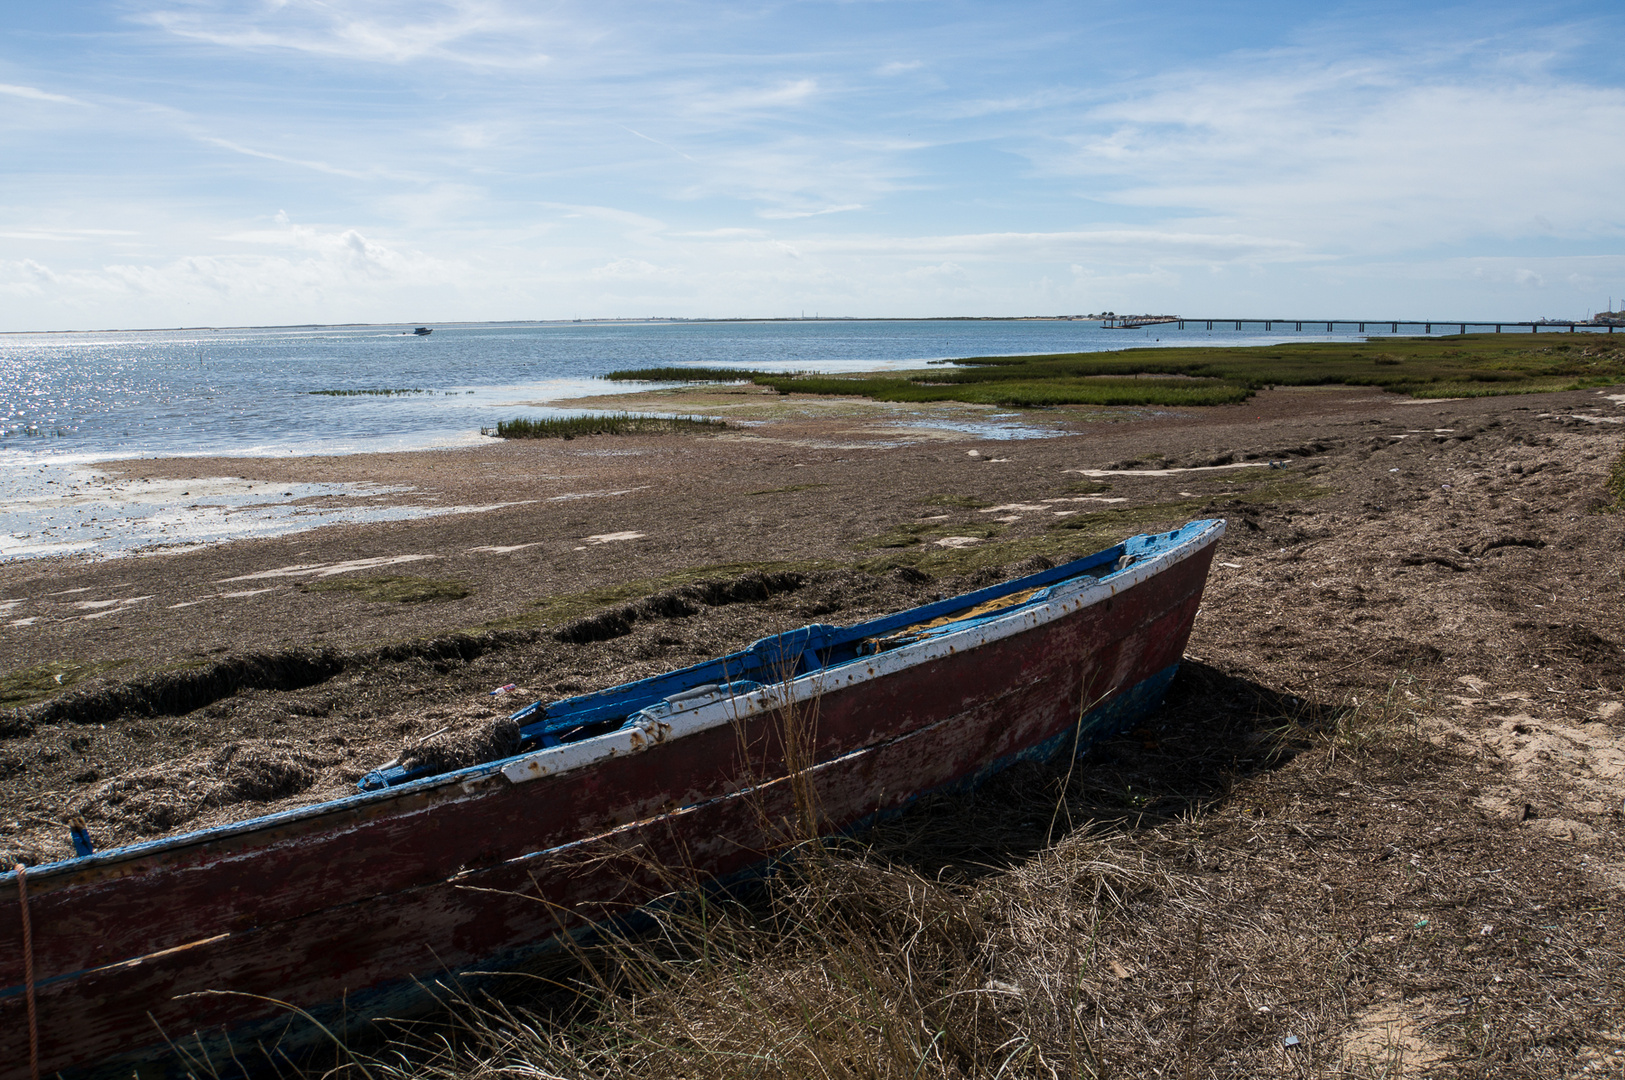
xmin=1100 ymin=316 xmax=1619 ymax=334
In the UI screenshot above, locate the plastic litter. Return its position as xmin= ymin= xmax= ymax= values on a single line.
xmin=490 ymin=683 xmax=517 ymax=695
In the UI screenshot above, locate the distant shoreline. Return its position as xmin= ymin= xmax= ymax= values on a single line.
xmin=4 ymin=313 xmax=1612 ymax=337
xmin=1 ymin=316 xmax=1108 ymax=336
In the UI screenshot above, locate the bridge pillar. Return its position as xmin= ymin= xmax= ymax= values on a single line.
xmin=1326 ymin=322 xmax=1332 ymax=332
xmin=1495 ymin=324 xmax=1501 ymax=332
xmin=1358 ymin=322 xmax=1365 ymax=332
xmin=1459 ymin=324 xmax=1465 ymax=334
xmin=1391 ymin=322 xmax=1398 ymax=332
xmin=1235 ymin=321 xmax=1241 ymax=330
xmin=1425 ymin=323 xmax=1431 ymax=333
xmin=1206 ymin=321 xmax=1212 ymax=330
xmin=1295 ymin=321 xmax=1301 ymax=330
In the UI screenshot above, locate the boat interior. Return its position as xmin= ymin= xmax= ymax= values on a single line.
xmin=358 ymin=523 xmax=1209 ymax=792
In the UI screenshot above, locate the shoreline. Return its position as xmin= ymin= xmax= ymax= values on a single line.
xmin=0 ymin=384 xmax=1122 ymax=565
xmin=2 ymin=380 xmax=1617 ymax=681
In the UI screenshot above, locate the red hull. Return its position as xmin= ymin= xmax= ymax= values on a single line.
xmin=0 ymin=523 xmax=1221 ymax=1078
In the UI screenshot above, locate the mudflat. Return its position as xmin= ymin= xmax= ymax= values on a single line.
xmin=2 ymin=382 xmax=1622 ymax=863
xmin=4 ymin=379 xmax=1624 ymax=1073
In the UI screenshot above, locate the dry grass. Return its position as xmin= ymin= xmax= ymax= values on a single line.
xmin=303 ymin=576 xmax=472 ymax=604
xmin=184 ymin=661 xmax=1622 ymax=1080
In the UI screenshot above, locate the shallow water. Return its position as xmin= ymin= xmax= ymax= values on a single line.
xmin=0 ymin=319 xmax=1355 ymax=461
xmin=0 ymin=318 xmax=1346 ymax=560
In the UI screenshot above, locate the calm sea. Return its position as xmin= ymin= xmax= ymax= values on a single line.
xmin=1 ymin=318 xmax=1364 ymax=464
xmin=0 ymin=318 xmax=1411 ymax=559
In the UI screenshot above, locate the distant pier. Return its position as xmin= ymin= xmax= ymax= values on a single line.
xmin=1100 ymin=316 xmax=1618 ymax=334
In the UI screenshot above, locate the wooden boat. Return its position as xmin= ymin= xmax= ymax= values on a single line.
xmin=1 ymin=519 xmax=1224 ymax=1079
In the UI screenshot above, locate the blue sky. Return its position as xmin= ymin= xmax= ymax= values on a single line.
xmin=2 ymin=0 xmax=1622 ymax=329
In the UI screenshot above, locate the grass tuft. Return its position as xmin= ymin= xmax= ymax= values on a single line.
xmin=0 ymin=659 xmax=133 ymax=709
xmin=1608 ymin=444 xmax=1625 ymax=511
xmin=485 ymin=414 xmax=727 ymax=439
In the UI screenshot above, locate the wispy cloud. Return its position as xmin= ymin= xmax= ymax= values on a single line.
xmin=2 ymin=2 xmax=1622 ymax=325
xmin=198 ymin=136 xmax=386 ymax=181
xmin=141 ymin=0 xmax=555 ymax=68
xmin=620 ymin=126 xmax=696 ymax=163
xmin=0 ymin=83 xmax=85 ymax=105
xmin=682 ymin=78 xmax=822 ymax=116
xmin=758 ymin=203 xmax=865 ymax=220
xmin=1037 ymin=47 xmax=1625 ymax=252
xmin=796 ymin=228 xmax=1310 ymax=263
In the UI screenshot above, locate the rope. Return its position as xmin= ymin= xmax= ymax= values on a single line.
xmin=15 ymin=863 xmax=39 ymax=1080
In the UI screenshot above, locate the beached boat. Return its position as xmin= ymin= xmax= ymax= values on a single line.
xmin=1 ymin=519 xmax=1224 ymax=1079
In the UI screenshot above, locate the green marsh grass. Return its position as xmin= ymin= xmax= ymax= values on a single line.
xmin=487 ymin=414 xmax=727 ymax=439
xmin=308 ymin=388 xmax=426 ymax=396
xmin=752 ymin=374 xmax=1250 ymax=407
xmin=857 ymin=521 xmax=1004 ymax=551
xmin=605 ymin=335 xmax=1625 ymax=409
xmin=603 ymin=367 xmax=778 ymax=382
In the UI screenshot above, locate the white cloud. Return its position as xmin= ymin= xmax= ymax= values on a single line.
xmin=141 ymin=0 xmax=555 ymax=68
xmin=3 ymin=5 xmax=1622 ymax=325
xmin=904 ymin=261 xmax=968 ymax=281
xmin=589 ymin=258 xmax=662 ymax=279
xmin=0 ymin=83 xmax=85 ymax=105
xmin=198 ymin=136 xmax=383 ymax=181
xmin=683 ymin=78 xmax=821 ymax=116
xmin=672 ymin=227 xmax=769 ymax=239
xmin=1039 ymin=49 xmax=1625 ymax=253
xmin=798 ymin=229 xmax=1308 ymax=264
xmin=0 ymin=222 xmax=465 ymax=324
xmin=0 ymin=229 xmax=140 ymax=242
xmin=758 ymin=203 xmax=865 ymax=220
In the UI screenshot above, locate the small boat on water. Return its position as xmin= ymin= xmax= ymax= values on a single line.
xmin=411 ymin=326 xmax=432 ymax=335
xmin=1 ymin=520 xmax=1224 ymax=1078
